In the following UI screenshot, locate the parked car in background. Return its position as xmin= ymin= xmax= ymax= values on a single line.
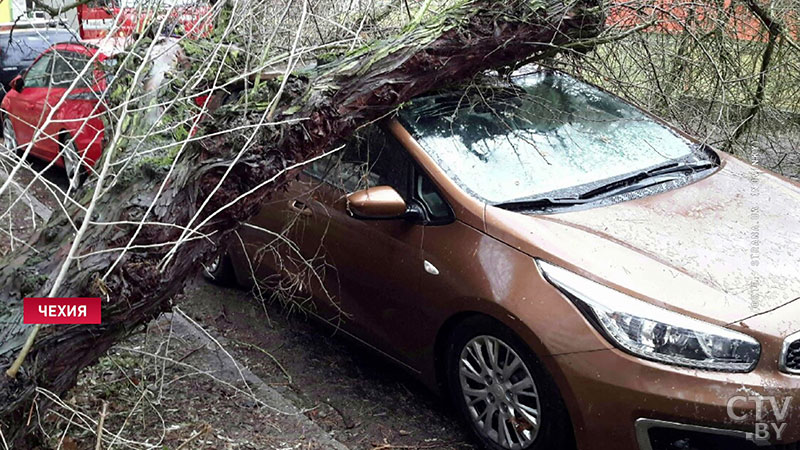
xmin=78 ymin=0 xmax=212 ymax=40
xmin=0 ymin=26 xmax=78 ymax=93
xmin=208 ymin=68 xmax=800 ymax=450
xmin=1 ymin=37 xmax=183 ymax=189
xmin=0 ymin=17 xmax=61 ymax=32
xmin=1 ymin=42 xmax=111 ymax=188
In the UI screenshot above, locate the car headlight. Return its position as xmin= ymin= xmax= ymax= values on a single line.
xmin=536 ymin=260 xmax=761 ymax=372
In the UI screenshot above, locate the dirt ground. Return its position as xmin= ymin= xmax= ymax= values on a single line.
xmin=0 ymin=158 xmax=68 ymax=257
xmin=181 ymin=279 xmax=473 ymax=449
xmin=37 ymin=277 xmax=473 ymax=450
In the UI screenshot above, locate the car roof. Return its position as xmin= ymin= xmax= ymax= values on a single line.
xmin=0 ymin=29 xmax=80 ymax=53
xmin=46 ymin=42 xmax=111 ymax=60
xmin=0 ymin=20 xmax=69 ymax=31
xmin=52 ymin=42 xmax=98 ymax=53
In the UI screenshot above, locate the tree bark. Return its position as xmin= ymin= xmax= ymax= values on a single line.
xmin=728 ymin=0 xmax=782 ymax=148
xmin=0 ymin=0 xmax=603 ymax=444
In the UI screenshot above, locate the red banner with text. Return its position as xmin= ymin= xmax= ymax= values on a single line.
xmin=23 ymin=298 xmax=102 ymax=324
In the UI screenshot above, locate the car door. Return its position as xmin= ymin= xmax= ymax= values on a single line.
xmin=47 ymin=49 xmax=103 ymax=158
xmin=5 ymin=51 xmax=54 ymax=154
xmin=232 ymin=175 xmax=325 ymax=294
xmin=0 ymin=34 xmax=25 ymax=90
xmin=294 ymin=125 xmax=427 ymax=364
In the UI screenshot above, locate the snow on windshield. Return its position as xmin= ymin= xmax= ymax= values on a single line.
xmin=399 ymin=70 xmax=698 ymax=204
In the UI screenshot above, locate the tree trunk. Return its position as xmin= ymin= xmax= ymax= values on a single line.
xmin=727 ymin=0 xmax=783 ymax=148
xmin=0 ymin=0 xmax=603 ymax=444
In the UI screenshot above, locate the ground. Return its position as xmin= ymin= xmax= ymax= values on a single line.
xmin=34 ymin=276 xmax=473 ymax=450
xmin=184 ymin=280 xmax=471 ymax=449
xmin=0 ymin=158 xmax=57 ymax=257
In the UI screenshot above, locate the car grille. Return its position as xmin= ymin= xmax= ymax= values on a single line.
xmin=785 ymin=337 xmax=800 ymax=373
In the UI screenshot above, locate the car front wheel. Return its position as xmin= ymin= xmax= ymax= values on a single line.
xmin=203 ymin=253 xmax=237 ymax=286
xmin=446 ymin=316 xmax=574 ymax=450
xmin=60 ymin=133 xmax=85 ymax=191
xmin=3 ymin=116 xmax=18 ymax=154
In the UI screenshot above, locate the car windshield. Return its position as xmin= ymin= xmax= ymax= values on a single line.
xmin=398 ymin=69 xmax=711 ymax=205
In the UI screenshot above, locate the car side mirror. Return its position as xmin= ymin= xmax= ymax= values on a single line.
xmin=347 ymin=186 xmax=409 ymax=220
xmin=9 ymin=75 xmax=23 ymax=92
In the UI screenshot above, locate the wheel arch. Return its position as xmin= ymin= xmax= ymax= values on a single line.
xmin=58 ymin=128 xmax=71 ymax=142
xmin=433 ymin=309 xmax=551 ymax=395
xmin=434 ymin=310 xmax=580 ymax=449
xmin=433 ymin=311 xmax=480 ymax=394
xmin=58 ymin=123 xmax=103 ymax=169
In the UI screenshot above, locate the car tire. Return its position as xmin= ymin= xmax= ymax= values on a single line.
xmin=203 ymin=253 xmax=237 ymax=286
xmin=445 ymin=316 xmax=575 ymax=450
xmin=60 ymin=133 xmax=86 ymax=191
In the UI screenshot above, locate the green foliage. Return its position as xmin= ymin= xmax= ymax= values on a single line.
xmin=315 ymin=51 xmax=341 ymax=65
xmin=18 ymin=271 xmax=47 ymax=297
xmin=138 ymin=144 xmax=182 ymax=171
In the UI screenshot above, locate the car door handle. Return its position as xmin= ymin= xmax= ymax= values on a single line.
xmin=289 ymin=199 xmax=313 ymax=216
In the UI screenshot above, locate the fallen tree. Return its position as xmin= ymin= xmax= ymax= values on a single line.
xmin=0 ymin=0 xmax=603 ymax=445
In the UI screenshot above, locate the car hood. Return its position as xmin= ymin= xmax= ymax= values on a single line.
xmin=484 ymin=153 xmax=800 ymax=326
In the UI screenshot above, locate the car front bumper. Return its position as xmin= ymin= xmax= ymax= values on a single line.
xmin=551 ymin=347 xmax=800 ymax=450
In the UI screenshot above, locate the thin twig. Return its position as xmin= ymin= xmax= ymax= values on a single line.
xmin=174 ymin=424 xmax=212 ymax=450
xmin=94 ymin=401 xmax=108 ymax=450
xmin=230 ymin=338 xmax=292 ymax=384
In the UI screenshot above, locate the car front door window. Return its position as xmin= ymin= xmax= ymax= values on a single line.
xmin=51 ymin=51 xmax=95 ymax=89
xmin=23 ymin=52 xmax=53 ymax=88
xmin=306 ymin=124 xmax=455 ymax=225
xmin=415 ymin=171 xmax=453 ymax=223
xmin=308 ymin=126 xmax=412 ymax=199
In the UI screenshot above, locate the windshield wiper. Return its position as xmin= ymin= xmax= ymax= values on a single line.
xmin=572 ymin=161 xmax=717 ymax=201
xmin=494 ymin=160 xmax=717 ymax=212
xmin=494 ymin=196 xmax=589 ymax=211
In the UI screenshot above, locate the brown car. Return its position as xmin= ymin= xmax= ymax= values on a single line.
xmin=208 ymin=68 xmax=800 ymax=450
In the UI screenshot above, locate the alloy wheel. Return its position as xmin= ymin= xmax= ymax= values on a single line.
xmin=459 ymin=335 xmax=541 ymax=449
xmin=63 ymin=139 xmax=81 ymax=191
xmin=205 ymin=255 xmax=221 ymax=276
xmin=3 ymin=117 xmax=17 ymax=153
xmin=202 ymin=253 xmax=237 ymax=286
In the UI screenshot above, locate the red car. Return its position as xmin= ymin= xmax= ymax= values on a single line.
xmin=1 ymin=43 xmax=111 ymax=188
